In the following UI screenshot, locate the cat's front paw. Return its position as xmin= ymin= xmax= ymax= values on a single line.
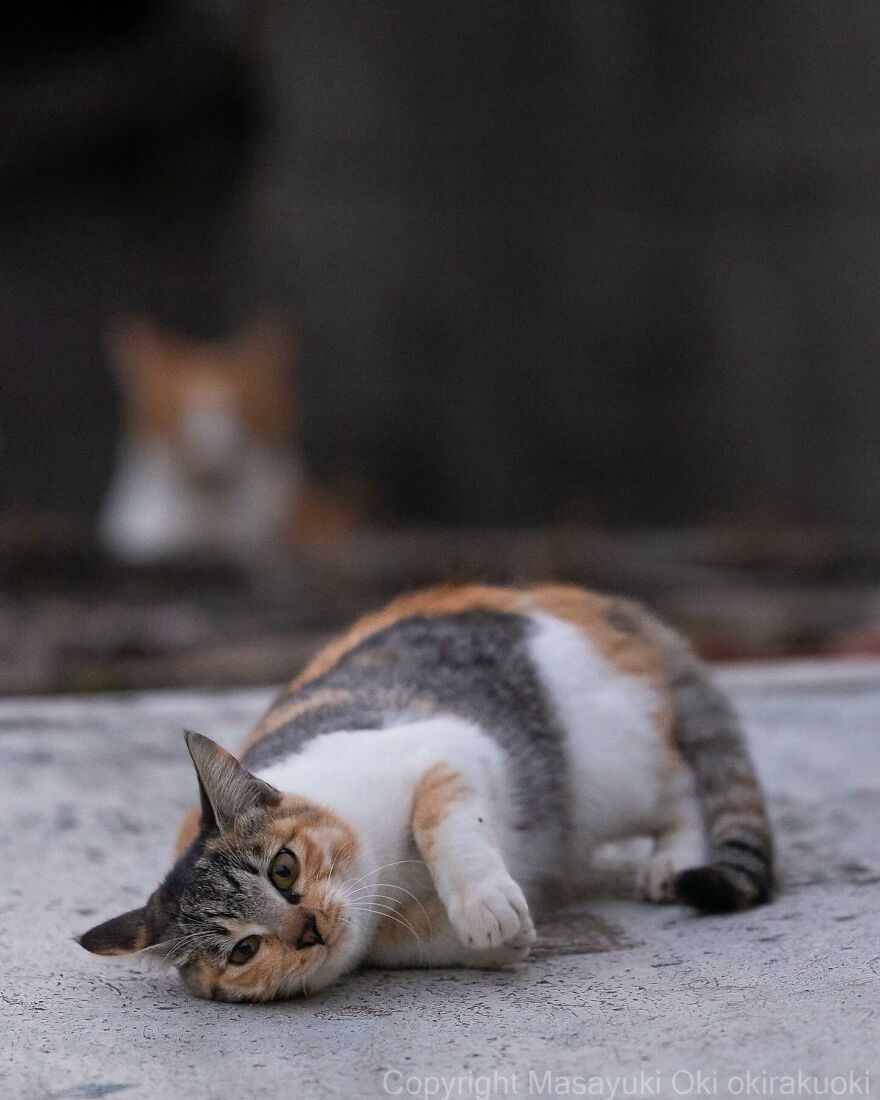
xmin=467 ymin=926 xmax=535 ymax=969
xmin=445 ymin=872 xmax=534 ymax=951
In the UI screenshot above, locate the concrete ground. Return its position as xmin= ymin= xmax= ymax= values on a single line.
xmin=3 ymin=662 xmax=879 ymax=1100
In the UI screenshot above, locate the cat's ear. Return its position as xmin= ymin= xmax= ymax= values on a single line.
xmin=78 ymin=906 xmax=156 ymax=956
xmin=183 ymin=730 xmax=280 ymax=836
xmin=106 ymin=316 xmax=179 ymax=380
xmin=233 ymin=311 xmax=295 ymax=376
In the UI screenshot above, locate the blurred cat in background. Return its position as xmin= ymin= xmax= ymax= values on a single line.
xmin=101 ymin=314 xmax=301 ymax=565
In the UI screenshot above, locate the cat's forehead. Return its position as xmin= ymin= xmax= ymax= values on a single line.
xmin=152 ymin=843 xmax=268 ymax=965
xmin=178 ymin=836 xmax=267 ymax=902
xmin=159 ymin=835 xmax=257 ymax=922
xmin=165 ymin=810 xmax=293 ymax=918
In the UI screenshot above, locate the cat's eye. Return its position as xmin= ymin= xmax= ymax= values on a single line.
xmin=228 ymin=935 xmax=261 ymax=966
xmin=269 ymin=848 xmax=300 ymax=892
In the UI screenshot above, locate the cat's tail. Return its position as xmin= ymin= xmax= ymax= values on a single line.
xmin=627 ymin=602 xmax=776 ymax=913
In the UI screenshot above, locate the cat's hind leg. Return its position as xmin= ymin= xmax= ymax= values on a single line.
xmin=636 ymin=785 xmax=705 ymax=903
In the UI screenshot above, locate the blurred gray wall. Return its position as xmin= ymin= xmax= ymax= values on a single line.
xmin=3 ymin=2 xmax=880 ymax=533
xmin=256 ymin=1 xmax=880 ymax=526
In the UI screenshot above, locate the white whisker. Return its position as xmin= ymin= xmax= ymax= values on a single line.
xmin=349 ymin=905 xmax=428 ymax=963
xmin=342 ymin=858 xmax=426 ymax=893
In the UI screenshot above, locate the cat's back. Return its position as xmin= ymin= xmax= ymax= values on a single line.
xmin=240 ymin=584 xmax=674 ymax=787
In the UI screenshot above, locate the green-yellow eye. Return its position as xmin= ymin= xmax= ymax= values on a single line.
xmin=270 ymin=848 xmax=300 ymax=892
xmin=229 ymin=935 xmax=261 ymax=966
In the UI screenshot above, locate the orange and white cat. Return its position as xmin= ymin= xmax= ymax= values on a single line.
xmin=101 ymin=314 xmax=299 ymax=564
xmin=80 ymin=584 xmax=775 ymax=1002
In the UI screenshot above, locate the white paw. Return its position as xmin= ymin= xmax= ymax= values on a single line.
xmin=637 ymin=853 xmax=685 ymax=903
xmin=446 ymin=872 xmax=534 ymax=950
xmin=469 ymin=932 xmax=535 ymax=968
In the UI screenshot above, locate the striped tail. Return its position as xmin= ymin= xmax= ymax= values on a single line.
xmin=633 ymin=607 xmax=776 ymax=913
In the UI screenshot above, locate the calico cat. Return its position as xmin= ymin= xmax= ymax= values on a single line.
xmin=100 ymin=314 xmax=299 ymax=564
xmin=79 ymin=584 xmax=775 ymax=1002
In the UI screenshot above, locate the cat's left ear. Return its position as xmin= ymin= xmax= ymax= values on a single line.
xmin=184 ymin=730 xmax=280 ymax=836
xmin=78 ymin=906 xmax=156 ymax=956
xmin=233 ymin=310 xmax=295 ymax=375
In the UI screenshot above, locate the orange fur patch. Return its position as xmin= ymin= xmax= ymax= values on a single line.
xmin=174 ymin=806 xmax=202 ymax=858
xmin=111 ymin=315 xmax=296 ymax=447
xmin=288 ymin=583 xmax=672 ymax=696
xmin=270 ymin=796 xmax=359 ymax=883
xmin=411 ymin=763 xmax=474 ymax=860
xmin=528 ymin=585 xmax=662 ymax=681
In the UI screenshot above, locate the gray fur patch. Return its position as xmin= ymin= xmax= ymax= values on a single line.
xmin=150 ymin=820 xmax=273 ymax=966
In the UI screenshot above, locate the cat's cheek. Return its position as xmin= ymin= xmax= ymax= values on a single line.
xmin=334 ymin=904 xmax=371 ymax=956
xmin=178 ymin=961 xmax=217 ymax=1001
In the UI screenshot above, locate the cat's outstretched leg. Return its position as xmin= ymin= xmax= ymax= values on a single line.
xmin=410 ymin=759 xmax=535 ymax=954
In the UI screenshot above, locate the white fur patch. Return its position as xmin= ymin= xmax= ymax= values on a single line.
xmin=526 ymin=611 xmax=670 ymax=848
xmin=255 ymin=717 xmax=506 ymax=871
xmin=101 ymin=440 xmax=296 ymax=562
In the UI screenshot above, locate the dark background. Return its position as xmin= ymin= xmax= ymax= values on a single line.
xmin=3 ymin=1 xmax=880 ymax=691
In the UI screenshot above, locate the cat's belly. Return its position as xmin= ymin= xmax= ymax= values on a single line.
xmin=526 ymin=611 xmax=673 ymax=846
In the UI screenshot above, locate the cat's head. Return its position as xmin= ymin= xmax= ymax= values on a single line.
xmin=79 ymin=732 xmax=369 ymax=1001
xmin=109 ymin=313 xmax=295 ymax=485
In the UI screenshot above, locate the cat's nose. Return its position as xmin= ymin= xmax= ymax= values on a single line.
xmin=295 ymin=912 xmax=325 ymax=949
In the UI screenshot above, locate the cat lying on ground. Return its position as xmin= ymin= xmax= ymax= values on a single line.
xmin=79 ymin=584 xmax=775 ymax=1002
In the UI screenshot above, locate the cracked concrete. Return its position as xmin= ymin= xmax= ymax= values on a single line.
xmin=3 ymin=662 xmax=879 ymax=1099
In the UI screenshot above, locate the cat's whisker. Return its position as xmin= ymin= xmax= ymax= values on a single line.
xmin=345 ymin=882 xmax=433 ymax=927
xmin=152 ymin=928 xmax=217 ymax=964
xmin=349 ymin=904 xmax=421 ymax=940
xmin=348 ymin=904 xmax=428 ymax=963
xmin=347 ymin=881 xmax=422 ymax=902
xmin=348 ymin=899 xmax=403 ymax=918
xmin=347 ymin=898 xmax=422 ymax=937
xmin=346 ymin=890 xmax=431 ymax=930
xmin=341 ymin=858 xmax=427 ymax=894
xmin=350 ymin=891 xmax=408 ymax=908
xmin=346 ymin=882 xmax=431 ymax=915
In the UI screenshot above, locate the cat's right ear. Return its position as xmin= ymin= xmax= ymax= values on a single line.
xmin=184 ymin=730 xmax=280 ymax=836
xmin=78 ymin=906 xmax=155 ymax=956
xmin=105 ymin=316 xmax=176 ymax=382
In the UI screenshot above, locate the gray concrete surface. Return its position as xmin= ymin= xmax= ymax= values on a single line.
xmin=3 ymin=662 xmax=880 ymax=1100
